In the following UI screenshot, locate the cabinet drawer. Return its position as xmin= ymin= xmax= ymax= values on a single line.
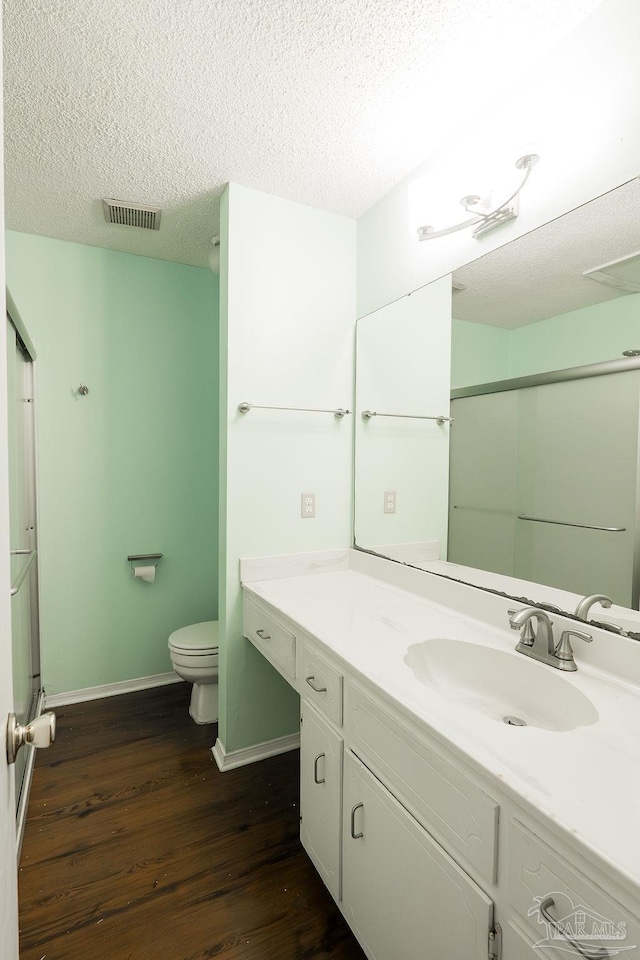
xmin=243 ymin=596 xmax=296 ymax=680
xmin=346 ymin=681 xmax=498 ymax=884
xmin=507 ymin=819 xmax=640 ymax=957
xmin=300 ymin=643 xmax=343 ymax=726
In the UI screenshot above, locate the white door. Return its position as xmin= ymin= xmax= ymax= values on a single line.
xmin=0 ymin=10 xmax=21 ymax=946
xmin=0 ymin=308 xmax=20 ymax=955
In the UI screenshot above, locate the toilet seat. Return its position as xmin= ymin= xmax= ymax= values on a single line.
xmin=168 ymin=620 xmax=218 ymax=654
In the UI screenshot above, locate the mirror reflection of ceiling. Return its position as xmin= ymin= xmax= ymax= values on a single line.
xmin=3 ymin=0 xmax=604 ymax=268
xmin=451 ymin=178 xmax=640 ymax=329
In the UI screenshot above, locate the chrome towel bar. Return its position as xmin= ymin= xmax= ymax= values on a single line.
xmin=517 ymin=515 xmax=626 ymax=533
xmin=361 ymin=410 xmax=453 ymax=424
xmin=238 ymin=402 xmax=350 ymax=419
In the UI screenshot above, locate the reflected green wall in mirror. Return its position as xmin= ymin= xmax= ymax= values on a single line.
xmin=452 ymin=293 xmax=640 ymax=389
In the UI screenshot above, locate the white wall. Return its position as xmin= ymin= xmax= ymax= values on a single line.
xmin=355 ymin=276 xmax=452 ymax=553
xmin=357 ymin=0 xmax=640 ymax=318
xmin=219 ymin=183 xmax=356 ymax=754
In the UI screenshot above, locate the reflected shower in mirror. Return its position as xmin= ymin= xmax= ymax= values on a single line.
xmin=354 ymin=177 xmax=640 ymax=621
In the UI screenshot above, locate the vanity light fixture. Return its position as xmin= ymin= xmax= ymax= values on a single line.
xmin=417 ymin=154 xmax=540 ymax=242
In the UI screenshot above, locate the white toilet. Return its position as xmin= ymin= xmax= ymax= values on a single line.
xmin=168 ymin=621 xmax=219 ymax=724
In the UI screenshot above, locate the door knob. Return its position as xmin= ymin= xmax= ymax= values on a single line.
xmin=6 ymin=711 xmax=56 ymax=765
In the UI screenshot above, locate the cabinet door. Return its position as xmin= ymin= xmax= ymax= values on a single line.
xmin=342 ymin=752 xmax=492 ymax=960
xmin=300 ymin=700 xmax=343 ymax=901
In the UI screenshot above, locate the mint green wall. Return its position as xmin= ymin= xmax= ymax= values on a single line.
xmin=508 ymin=294 xmax=640 ymax=377
xmin=453 ymin=294 xmax=640 ymax=387
xmin=5 ymin=232 xmax=219 ymax=695
xmin=451 ymin=318 xmax=510 ymax=387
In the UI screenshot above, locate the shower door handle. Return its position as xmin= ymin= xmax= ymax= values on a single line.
xmin=10 ymin=549 xmax=37 ymax=597
xmin=6 ymin=711 xmax=56 ymax=765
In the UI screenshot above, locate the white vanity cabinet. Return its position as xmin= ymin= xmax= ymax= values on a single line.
xmin=243 ymin=591 xmax=499 ymax=959
xmin=242 ymin=582 xmax=640 ymax=960
xmin=346 ymin=679 xmax=498 ymax=886
xmin=505 ymin=818 xmax=640 ymax=959
xmin=243 ymin=594 xmax=296 ymax=680
xmin=300 ymin=699 xmax=343 ymax=901
xmin=300 ymin=642 xmax=343 ymax=726
xmin=299 ymin=637 xmax=345 ymax=902
xmin=342 ymin=750 xmax=494 ymax=960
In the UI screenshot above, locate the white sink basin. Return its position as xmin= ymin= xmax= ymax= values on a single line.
xmin=404 ymin=638 xmax=599 ymax=731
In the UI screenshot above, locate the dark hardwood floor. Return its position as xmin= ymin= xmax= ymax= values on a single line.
xmin=18 ymin=683 xmax=365 ymax=960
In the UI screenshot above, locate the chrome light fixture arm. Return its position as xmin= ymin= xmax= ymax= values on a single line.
xmin=417 ymin=154 xmax=539 ymax=241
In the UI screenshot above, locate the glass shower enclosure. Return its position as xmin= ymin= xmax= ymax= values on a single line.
xmin=448 ymin=364 xmax=640 ymax=608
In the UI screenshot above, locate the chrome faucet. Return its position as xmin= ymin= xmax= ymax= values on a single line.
xmin=509 ymin=607 xmax=557 ymax=665
xmin=574 ymin=593 xmax=613 ymax=620
xmin=508 ymin=607 xmax=592 ymax=671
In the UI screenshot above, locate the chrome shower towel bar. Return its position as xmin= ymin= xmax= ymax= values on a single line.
xmin=361 ymin=410 xmax=453 ymax=425
xmin=238 ymin=402 xmax=350 ymax=419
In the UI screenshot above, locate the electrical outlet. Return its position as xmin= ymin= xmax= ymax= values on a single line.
xmin=384 ymin=491 xmax=396 ymax=514
xmin=301 ymin=493 xmax=316 ymax=518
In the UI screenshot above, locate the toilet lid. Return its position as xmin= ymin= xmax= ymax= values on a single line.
xmin=169 ymin=620 xmax=219 ymax=652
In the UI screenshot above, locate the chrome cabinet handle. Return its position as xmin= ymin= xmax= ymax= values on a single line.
xmin=305 ymin=676 xmax=327 ymax=693
xmin=313 ymin=753 xmax=325 ymax=784
xmin=256 ymin=628 xmax=271 ymax=640
xmin=350 ymin=802 xmax=364 ymax=839
xmin=539 ymin=898 xmax=610 ymax=958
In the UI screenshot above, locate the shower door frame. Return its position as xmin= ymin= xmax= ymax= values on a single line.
xmin=450 ymin=355 xmax=640 ymax=610
xmin=7 ymin=291 xmax=43 ymax=855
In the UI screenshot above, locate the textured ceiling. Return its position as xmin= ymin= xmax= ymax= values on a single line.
xmin=452 ymin=179 xmax=640 ymax=328
xmin=3 ymin=0 xmax=604 ymax=268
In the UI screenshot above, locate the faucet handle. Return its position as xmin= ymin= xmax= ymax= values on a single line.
xmin=554 ymin=629 xmax=593 ymax=664
xmin=538 ymin=602 xmax=562 ymax=614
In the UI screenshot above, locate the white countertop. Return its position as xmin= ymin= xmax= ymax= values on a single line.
xmin=242 ymin=549 xmax=640 ymax=893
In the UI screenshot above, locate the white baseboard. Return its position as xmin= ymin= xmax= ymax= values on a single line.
xmin=44 ymin=671 xmax=183 ymax=708
xmin=212 ymin=732 xmax=300 ymax=771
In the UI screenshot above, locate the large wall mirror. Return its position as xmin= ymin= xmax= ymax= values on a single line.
xmin=354 ymin=177 xmax=640 ymax=624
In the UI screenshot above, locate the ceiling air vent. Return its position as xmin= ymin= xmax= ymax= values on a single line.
xmin=102 ymin=198 xmax=161 ymax=231
xmin=583 ymin=250 xmax=640 ymax=292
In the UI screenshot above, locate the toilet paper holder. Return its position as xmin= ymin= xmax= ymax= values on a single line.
xmin=127 ymin=553 xmax=163 ymax=579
